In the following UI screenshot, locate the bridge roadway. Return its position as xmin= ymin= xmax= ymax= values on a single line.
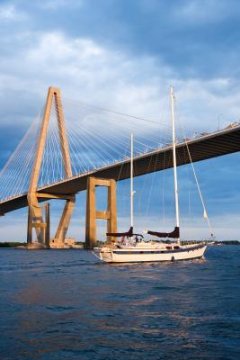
xmin=1 ymin=124 xmax=240 ymax=215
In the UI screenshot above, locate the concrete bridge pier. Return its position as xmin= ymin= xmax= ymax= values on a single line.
xmin=27 ymin=203 xmax=50 ymax=248
xmin=50 ymin=195 xmax=75 ymax=248
xmin=27 ymin=193 xmax=75 ymax=249
xmin=85 ymin=176 xmax=117 ymax=249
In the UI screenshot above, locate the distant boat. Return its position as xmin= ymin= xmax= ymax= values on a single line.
xmin=93 ymin=87 xmax=207 ymax=263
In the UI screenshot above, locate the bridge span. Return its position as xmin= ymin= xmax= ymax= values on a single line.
xmin=1 ymin=123 xmax=240 ymax=216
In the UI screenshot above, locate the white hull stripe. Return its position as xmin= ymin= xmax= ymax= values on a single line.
xmin=112 ymin=244 xmax=205 ymax=255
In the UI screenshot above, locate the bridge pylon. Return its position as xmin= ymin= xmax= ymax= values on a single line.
xmin=27 ymin=87 xmax=75 ymax=248
xmin=85 ymin=176 xmax=117 ymax=249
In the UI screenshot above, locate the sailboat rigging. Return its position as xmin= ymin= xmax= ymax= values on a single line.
xmin=130 ymin=133 xmax=134 ymax=229
xmin=93 ymin=87 xmax=208 ymax=263
xmin=106 ymin=133 xmax=143 ymax=241
xmin=147 ymin=87 xmax=180 ymax=242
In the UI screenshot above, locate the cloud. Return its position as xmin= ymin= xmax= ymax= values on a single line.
xmin=0 ymin=4 xmax=26 ymax=21
xmin=1 ymin=29 xmax=240 ymax=193
xmin=1 ymin=30 xmax=240 ymax=131
xmin=0 ymin=0 xmax=240 ymax=242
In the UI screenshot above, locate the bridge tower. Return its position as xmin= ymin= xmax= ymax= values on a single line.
xmin=85 ymin=177 xmax=117 ymax=249
xmin=27 ymin=87 xmax=75 ymax=248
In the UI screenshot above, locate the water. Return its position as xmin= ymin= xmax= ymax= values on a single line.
xmin=0 ymin=246 xmax=239 ymax=360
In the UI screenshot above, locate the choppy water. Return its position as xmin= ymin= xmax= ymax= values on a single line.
xmin=0 ymin=246 xmax=239 ymax=360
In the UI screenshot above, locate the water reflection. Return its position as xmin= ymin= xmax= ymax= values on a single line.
xmin=0 ymin=247 xmax=239 ymax=359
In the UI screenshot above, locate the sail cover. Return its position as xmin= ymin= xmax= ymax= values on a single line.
xmin=107 ymin=226 xmax=144 ymax=239
xmin=147 ymin=226 xmax=180 ymax=238
xmin=106 ymin=226 xmax=134 ymax=238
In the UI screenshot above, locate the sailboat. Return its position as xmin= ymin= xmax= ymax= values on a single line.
xmin=93 ymin=87 xmax=207 ymax=263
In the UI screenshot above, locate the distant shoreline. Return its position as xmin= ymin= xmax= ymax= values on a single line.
xmin=209 ymin=240 xmax=240 ymax=245
xmin=0 ymin=240 xmax=240 ymax=248
xmin=0 ymin=242 xmax=27 ymax=248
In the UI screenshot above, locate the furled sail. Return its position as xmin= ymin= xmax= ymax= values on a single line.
xmin=106 ymin=226 xmax=134 ymax=238
xmin=106 ymin=226 xmax=143 ymax=239
xmin=147 ymin=226 xmax=180 ymax=239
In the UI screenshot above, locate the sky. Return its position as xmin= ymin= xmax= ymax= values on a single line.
xmin=1 ymin=0 xmax=240 ymax=241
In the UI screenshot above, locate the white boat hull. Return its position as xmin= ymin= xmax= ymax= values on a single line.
xmin=94 ymin=243 xmax=207 ymax=263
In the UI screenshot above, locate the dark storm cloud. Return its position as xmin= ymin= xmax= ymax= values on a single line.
xmin=0 ymin=0 xmax=240 ymax=240
xmin=7 ymin=0 xmax=240 ymax=79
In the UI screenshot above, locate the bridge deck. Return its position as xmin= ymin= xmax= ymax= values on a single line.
xmin=1 ymin=125 xmax=240 ymax=215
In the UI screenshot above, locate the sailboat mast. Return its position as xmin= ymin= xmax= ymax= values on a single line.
xmin=130 ymin=133 xmax=134 ymax=228
xmin=170 ymin=87 xmax=180 ymax=244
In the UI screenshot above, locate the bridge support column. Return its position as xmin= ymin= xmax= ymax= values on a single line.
xmin=27 ymin=86 xmax=74 ymax=248
xmin=27 ymin=203 xmax=50 ymax=248
xmin=85 ymin=177 xmax=117 ymax=249
xmin=50 ymin=196 xmax=75 ymax=248
xmin=27 ymin=193 xmax=75 ymax=248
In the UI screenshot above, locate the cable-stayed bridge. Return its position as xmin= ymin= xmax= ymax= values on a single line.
xmin=0 ymin=87 xmax=240 ymax=248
